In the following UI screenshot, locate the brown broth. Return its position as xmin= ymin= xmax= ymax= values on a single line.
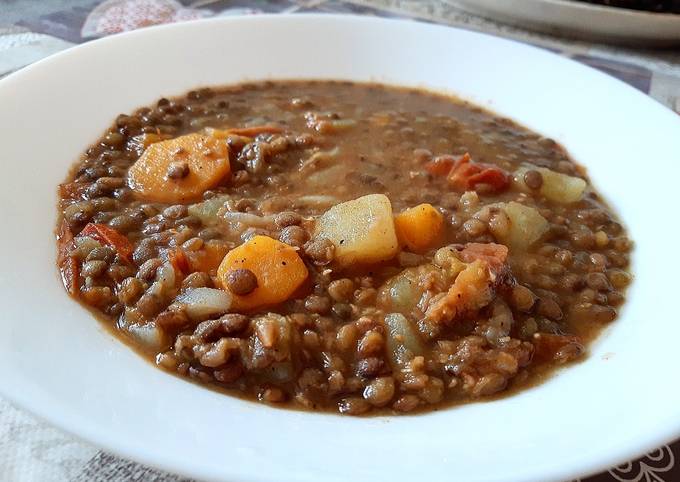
xmin=57 ymin=81 xmax=632 ymax=415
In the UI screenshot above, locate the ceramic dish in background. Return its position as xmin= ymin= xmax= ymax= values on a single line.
xmin=0 ymin=14 xmax=679 ymax=482
xmin=447 ymin=0 xmax=680 ymax=46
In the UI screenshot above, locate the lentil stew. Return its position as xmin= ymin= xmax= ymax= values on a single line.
xmin=56 ymin=81 xmax=632 ymax=415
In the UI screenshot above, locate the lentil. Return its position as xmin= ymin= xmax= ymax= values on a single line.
xmin=363 ymin=377 xmax=395 ymax=406
xmin=167 ymin=161 xmax=190 ymax=180
xmin=356 ymin=357 xmax=385 ymax=378
xmin=274 ymin=211 xmax=302 ymax=228
xmin=304 ymin=295 xmax=332 ymax=314
xmin=182 ymin=271 xmax=213 ymax=290
xmin=327 ymin=278 xmax=354 ymax=302
xmin=81 ymin=260 xmax=107 ymax=278
xmin=225 ymin=269 xmax=258 ymax=295
xmin=303 ymin=237 xmax=335 ymax=265
xmin=523 ymin=170 xmax=543 ymax=190
xmin=279 ymin=225 xmax=308 ymax=247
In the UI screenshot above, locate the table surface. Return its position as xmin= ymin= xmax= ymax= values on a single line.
xmin=1 ymin=1 xmax=678 ymax=481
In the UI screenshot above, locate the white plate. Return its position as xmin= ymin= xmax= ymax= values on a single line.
xmin=448 ymin=0 xmax=680 ymax=46
xmin=0 ymin=14 xmax=679 ymax=482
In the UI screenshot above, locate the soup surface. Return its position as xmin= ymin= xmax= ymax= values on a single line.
xmin=57 ymin=81 xmax=632 ymax=415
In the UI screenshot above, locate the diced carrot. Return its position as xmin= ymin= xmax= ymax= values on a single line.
xmin=127 ymin=133 xmax=231 ymax=203
xmin=188 ymin=240 xmax=230 ymax=275
xmin=447 ymin=153 xmax=509 ymax=193
xmin=394 ymin=203 xmax=444 ymax=253
xmin=79 ymin=223 xmax=133 ymax=262
xmin=217 ymin=235 xmax=308 ymax=311
xmin=57 ymin=219 xmax=79 ymax=297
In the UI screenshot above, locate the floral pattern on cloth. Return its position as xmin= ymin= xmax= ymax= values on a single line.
xmin=609 ymin=445 xmax=675 ymax=482
xmin=571 ymin=444 xmax=677 ymax=482
xmin=80 ymin=0 xmax=261 ymax=38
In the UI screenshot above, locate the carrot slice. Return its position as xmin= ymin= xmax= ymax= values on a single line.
xmin=217 ymin=235 xmax=308 ymax=311
xmin=79 ymin=223 xmax=133 ymax=262
xmin=394 ymin=203 xmax=444 ymax=253
xmin=128 ymin=133 xmax=231 ymax=203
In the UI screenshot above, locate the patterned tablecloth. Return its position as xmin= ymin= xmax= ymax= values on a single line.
xmin=1 ymin=1 xmax=678 ymax=481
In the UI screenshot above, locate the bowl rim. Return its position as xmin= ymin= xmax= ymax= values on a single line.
xmin=1 ymin=13 xmax=680 ymax=482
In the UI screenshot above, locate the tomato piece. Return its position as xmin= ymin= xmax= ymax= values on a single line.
xmin=467 ymin=168 xmax=509 ymax=191
xmin=458 ymin=242 xmax=508 ymax=271
xmin=424 ymin=156 xmax=455 ymax=176
xmin=79 ymin=223 xmax=133 ymax=262
xmin=447 ymin=153 xmax=509 ymax=192
xmin=169 ymin=248 xmax=190 ymax=275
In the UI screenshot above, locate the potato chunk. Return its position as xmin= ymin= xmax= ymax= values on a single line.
xmin=493 ymin=202 xmax=549 ymax=251
xmin=314 ymin=194 xmax=399 ymax=266
xmin=515 ymin=164 xmax=586 ymax=204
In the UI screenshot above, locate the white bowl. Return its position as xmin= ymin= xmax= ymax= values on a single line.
xmin=0 ymin=14 xmax=679 ymax=482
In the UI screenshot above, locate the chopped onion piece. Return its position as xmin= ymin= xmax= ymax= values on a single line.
xmin=384 ymin=313 xmax=424 ymax=371
xmin=156 ymin=262 xmax=176 ymax=291
xmin=175 ymin=288 xmax=232 ymax=321
xmin=127 ymin=322 xmax=167 ymax=352
xmin=188 ymin=194 xmax=231 ymax=225
xmin=293 ymin=195 xmax=339 ymax=209
xmin=222 ymin=212 xmax=275 ymax=229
